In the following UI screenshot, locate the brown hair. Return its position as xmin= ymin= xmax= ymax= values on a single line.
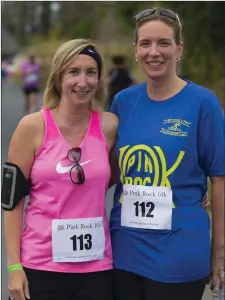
xmin=134 ymin=8 xmax=183 ymax=45
xmin=43 ymin=39 xmax=107 ymax=110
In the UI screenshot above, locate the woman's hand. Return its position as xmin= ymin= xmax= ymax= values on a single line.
xmin=202 ymin=191 xmax=210 ymax=208
xmin=8 ymin=269 xmax=30 ymax=300
xmin=210 ymin=247 xmax=224 ymax=292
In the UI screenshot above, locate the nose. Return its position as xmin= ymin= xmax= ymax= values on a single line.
xmin=77 ymin=73 xmax=87 ymax=88
xmin=148 ymin=42 xmax=160 ymax=57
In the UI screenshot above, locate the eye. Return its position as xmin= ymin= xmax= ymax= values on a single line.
xmin=139 ymin=41 xmax=150 ymax=47
xmin=69 ymin=69 xmax=79 ymax=75
xmin=159 ymin=41 xmax=171 ymax=46
xmin=87 ymin=70 xmax=97 ymax=76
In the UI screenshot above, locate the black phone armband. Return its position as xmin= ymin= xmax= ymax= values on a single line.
xmin=1 ymin=162 xmax=30 ymax=211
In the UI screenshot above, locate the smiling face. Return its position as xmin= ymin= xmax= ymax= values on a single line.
xmin=60 ymin=54 xmax=99 ymax=106
xmin=135 ymin=19 xmax=183 ymax=81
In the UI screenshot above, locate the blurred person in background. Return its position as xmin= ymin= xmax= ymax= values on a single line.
xmin=21 ymin=55 xmax=40 ymax=115
xmin=110 ymin=7 xmax=224 ymax=300
xmin=107 ymin=55 xmax=137 ymax=109
xmin=1 ymin=60 xmax=8 ymax=80
xmin=1 ymin=56 xmax=14 ymax=80
xmin=3 ymin=39 xmax=117 ymax=300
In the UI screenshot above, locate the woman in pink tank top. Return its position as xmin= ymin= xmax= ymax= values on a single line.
xmin=4 ymin=39 xmax=118 ymax=300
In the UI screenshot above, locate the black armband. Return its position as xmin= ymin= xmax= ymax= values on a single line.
xmin=1 ymin=162 xmax=30 ymax=211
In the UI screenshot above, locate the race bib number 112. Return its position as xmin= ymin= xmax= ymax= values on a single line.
xmin=121 ymin=184 xmax=173 ymax=230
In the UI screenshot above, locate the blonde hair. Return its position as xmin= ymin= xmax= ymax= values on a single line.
xmin=43 ymin=39 xmax=107 ymax=110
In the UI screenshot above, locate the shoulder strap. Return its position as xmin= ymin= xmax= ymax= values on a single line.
xmin=41 ymin=108 xmax=61 ymax=142
xmin=89 ymin=110 xmax=107 ymax=146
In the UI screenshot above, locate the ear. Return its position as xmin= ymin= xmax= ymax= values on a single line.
xmin=177 ymin=41 xmax=184 ymax=59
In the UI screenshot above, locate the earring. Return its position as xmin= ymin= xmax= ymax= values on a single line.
xmin=176 ymin=57 xmax=181 ymax=62
xmin=136 ymin=58 xmax=139 ymax=63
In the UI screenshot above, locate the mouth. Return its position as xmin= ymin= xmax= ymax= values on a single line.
xmin=147 ymin=61 xmax=164 ymax=67
xmin=73 ymin=90 xmax=90 ymax=96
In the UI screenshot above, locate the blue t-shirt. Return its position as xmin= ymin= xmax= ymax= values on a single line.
xmin=110 ymin=81 xmax=225 ymax=283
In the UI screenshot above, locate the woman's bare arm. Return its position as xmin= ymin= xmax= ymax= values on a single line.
xmin=210 ymin=175 xmax=224 ymax=252
xmin=101 ymin=111 xmax=118 ymax=188
xmin=4 ymin=114 xmax=39 ymax=266
xmin=210 ymin=175 xmax=225 ymax=288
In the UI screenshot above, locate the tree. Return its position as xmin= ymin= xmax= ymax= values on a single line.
xmin=40 ymin=1 xmax=51 ymax=37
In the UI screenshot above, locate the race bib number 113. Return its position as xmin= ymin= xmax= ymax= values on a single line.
xmin=52 ymin=217 xmax=105 ymax=262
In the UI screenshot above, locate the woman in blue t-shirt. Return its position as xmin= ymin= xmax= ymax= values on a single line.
xmin=110 ymin=7 xmax=224 ymax=300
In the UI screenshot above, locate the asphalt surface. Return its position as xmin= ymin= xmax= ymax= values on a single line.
xmin=1 ymin=78 xmax=212 ymax=299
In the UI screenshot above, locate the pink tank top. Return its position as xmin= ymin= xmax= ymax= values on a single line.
xmin=21 ymin=108 xmax=113 ymax=273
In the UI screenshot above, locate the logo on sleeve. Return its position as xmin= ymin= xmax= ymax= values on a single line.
xmin=160 ymin=119 xmax=191 ymax=137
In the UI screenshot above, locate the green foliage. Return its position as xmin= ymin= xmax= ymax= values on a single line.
xmin=11 ymin=1 xmax=224 ymax=107
xmin=49 ymin=22 xmax=63 ymax=41
xmin=115 ymin=2 xmax=141 ymax=29
xmin=72 ymin=15 xmax=93 ymax=39
xmin=69 ymin=4 xmax=106 ymax=40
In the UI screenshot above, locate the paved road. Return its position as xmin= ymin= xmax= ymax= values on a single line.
xmin=1 ymin=78 xmax=212 ymax=299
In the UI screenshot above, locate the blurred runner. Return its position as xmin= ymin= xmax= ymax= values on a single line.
xmin=1 ymin=57 xmax=14 ymax=80
xmin=21 ymin=55 xmax=40 ymax=115
xmin=1 ymin=61 xmax=8 ymax=80
xmin=107 ymin=55 xmax=136 ymax=109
